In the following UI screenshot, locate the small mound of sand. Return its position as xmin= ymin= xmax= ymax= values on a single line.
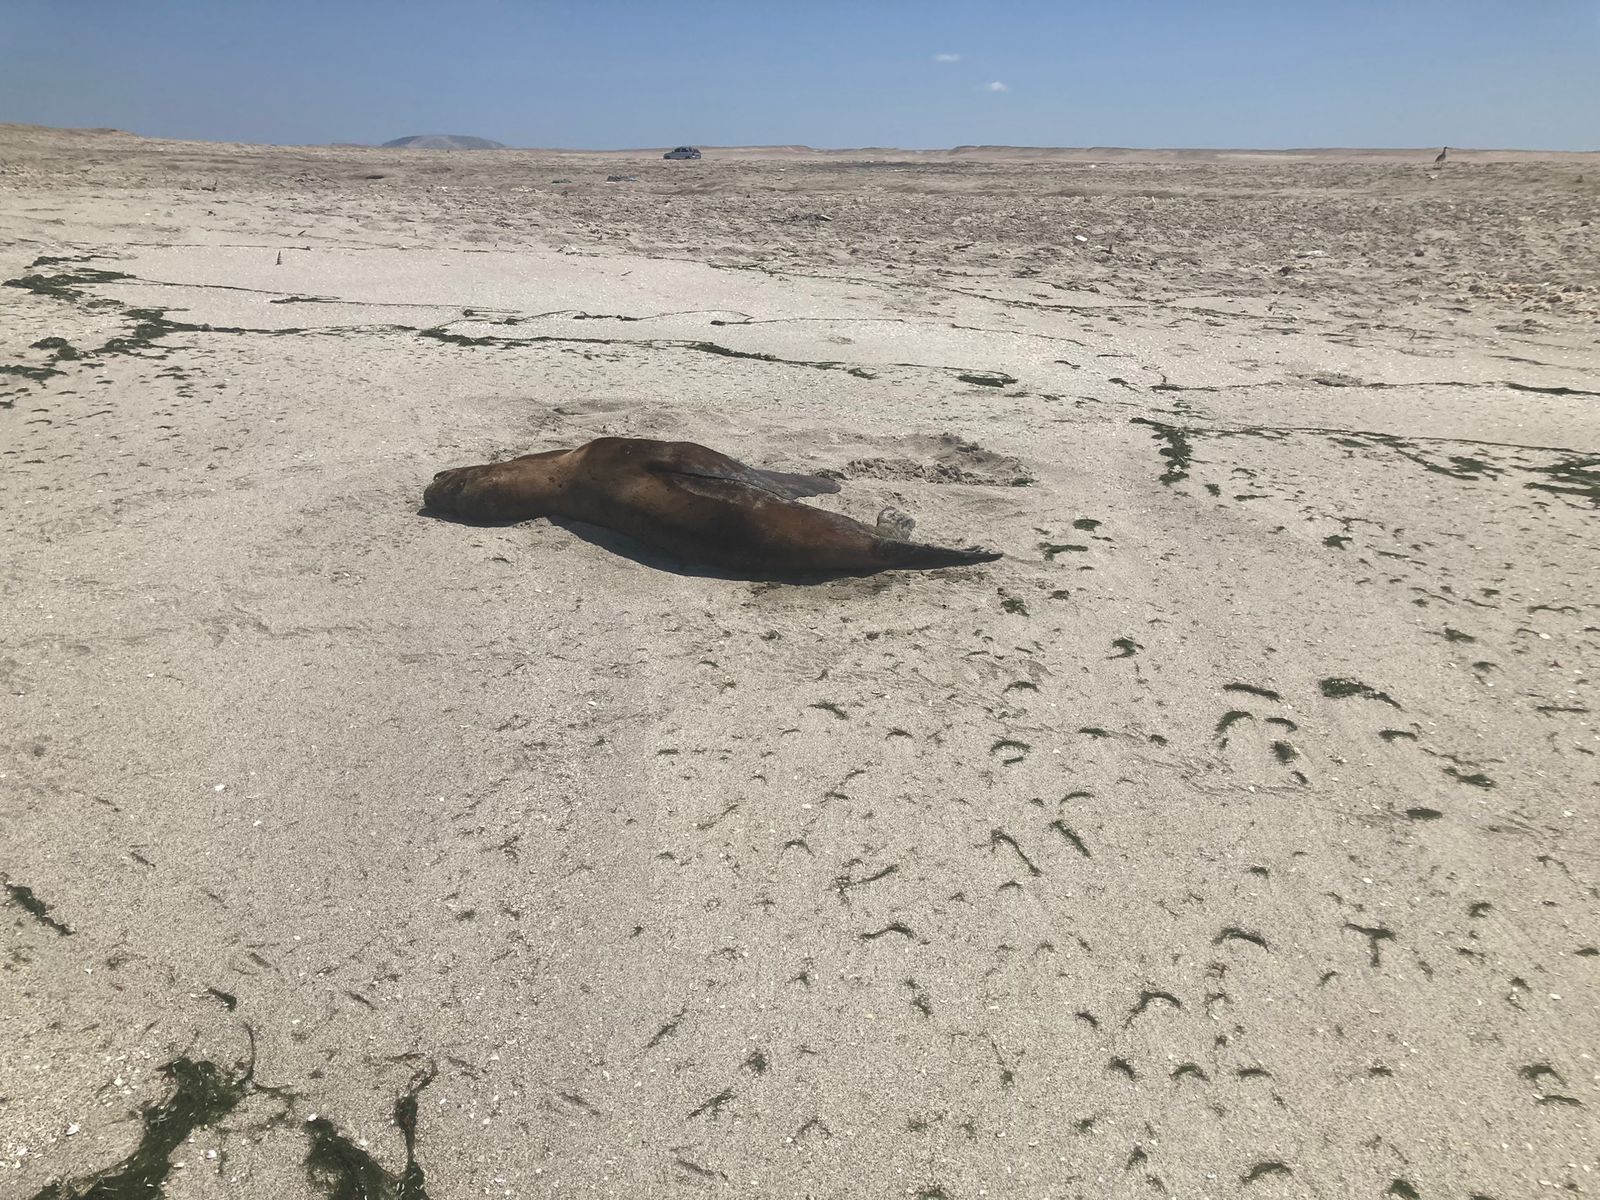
xmin=832 ymin=434 xmax=1035 ymax=486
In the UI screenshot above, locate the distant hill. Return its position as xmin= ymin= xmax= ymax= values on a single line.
xmin=380 ymin=134 xmax=505 ymax=150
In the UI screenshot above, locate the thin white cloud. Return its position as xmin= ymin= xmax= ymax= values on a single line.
xmin=983 ymin=80 xmax=1009 ymax=92
xmin=933 ymin=52 xmax=961 ymax=62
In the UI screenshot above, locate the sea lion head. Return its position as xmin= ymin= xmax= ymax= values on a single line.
xmin=421 ymin=465 xmax=475 ymax=515
xmin=422 ymin=450 xmax=570 ymax=523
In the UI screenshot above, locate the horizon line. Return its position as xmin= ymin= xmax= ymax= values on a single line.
xmin=7 ymin=123 xmax=1598 ymax=156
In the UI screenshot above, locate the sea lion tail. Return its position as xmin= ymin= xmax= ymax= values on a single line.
xmin=878 ymin=540 xmax=1003 ymax=570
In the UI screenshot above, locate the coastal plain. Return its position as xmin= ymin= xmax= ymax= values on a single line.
xmin=2 ymin=126 xmax=1598 ymax=1198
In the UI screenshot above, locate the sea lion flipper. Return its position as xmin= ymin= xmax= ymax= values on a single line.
xmin=643 ymin=442 xmax=840 ymax=501
xmin=652 ymin=461 xmax=839 ymax=502
xmin=746 ymin=467 xmax=841 ymax=500
xmin=653 ymin=468 xmax=774 ymax=506
xmin=876 ymin=541 xmax=1003 ymax=569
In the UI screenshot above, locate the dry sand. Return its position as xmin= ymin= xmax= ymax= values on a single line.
xmin=2 ymin=124 xmax=1597 ymax=1198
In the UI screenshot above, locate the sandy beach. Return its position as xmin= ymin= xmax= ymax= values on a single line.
xmin=2 ymin=124 xmax=1597 ymax=1198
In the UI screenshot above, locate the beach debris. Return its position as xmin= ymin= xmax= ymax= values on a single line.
xmin=4 ymin=880 xmax=73 ymax=936
xmin=37 ymin=1058 xmax=253 ymax=1198
xmin=956 ymin=370 xmax=1016 ymax=388
xmin=30 ymin=335 xmax=81 ymax=360
xmin=780 ymin=212 xmax=833 ymax=224
xmin=605 ymin=174 xmax=639 ymax=183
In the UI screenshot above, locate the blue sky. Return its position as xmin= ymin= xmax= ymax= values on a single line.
xmin=3 ymin=1 xmax=1597 ymax=149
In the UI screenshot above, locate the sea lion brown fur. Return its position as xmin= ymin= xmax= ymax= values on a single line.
xmin=423 ymin=437 xmax=1001 ymax=574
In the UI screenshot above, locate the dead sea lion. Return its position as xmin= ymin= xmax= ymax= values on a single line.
xmin=423 ymin=437 xmax=1001 ymax=574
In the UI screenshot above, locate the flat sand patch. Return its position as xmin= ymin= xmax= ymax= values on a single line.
xmin=2 ymin=126 xmax=1597 ymax=1199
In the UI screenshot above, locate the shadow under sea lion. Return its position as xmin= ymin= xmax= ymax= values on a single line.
xmin=422 ymin=437 xmax=1002 ymax=578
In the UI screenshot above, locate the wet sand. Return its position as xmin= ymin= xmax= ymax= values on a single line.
xmin=2 ymin=124 xmax=1597 ymax=1198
